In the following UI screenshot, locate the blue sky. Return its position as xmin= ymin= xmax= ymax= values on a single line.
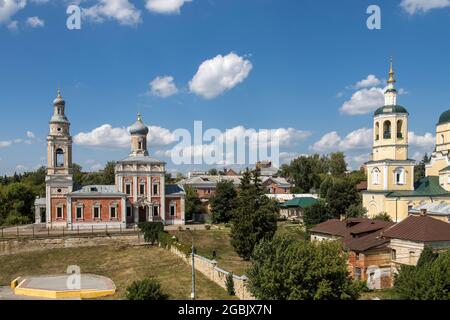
xmin=1 ymin=0 xmax=450 ymax=175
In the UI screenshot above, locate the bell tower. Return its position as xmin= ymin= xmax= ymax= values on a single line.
xmin=45 ymin=89 xmax=74 ymax=226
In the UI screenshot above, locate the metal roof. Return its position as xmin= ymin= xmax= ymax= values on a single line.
xmin=69 ymin=185 xmax=126 ymax=197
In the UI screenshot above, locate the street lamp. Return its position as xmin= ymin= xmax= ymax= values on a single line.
xmin=186 ymin=227 xmax=196 ymax=300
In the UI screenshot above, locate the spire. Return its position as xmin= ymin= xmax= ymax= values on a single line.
xmin=137 ymin=112 xmax=142 ymax=122
xmin=387 ymin=58 xmax=396 ymax=85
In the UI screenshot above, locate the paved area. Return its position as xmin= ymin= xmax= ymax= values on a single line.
xmin=0 ymin=286 xmax=80 ymax=300
xmin=19 ymin=274 xmax=114 ymax=291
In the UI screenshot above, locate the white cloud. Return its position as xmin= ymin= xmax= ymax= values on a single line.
xmin=26 ymin=16 xmax=44 ymax=27
xmin=340 ymin=87 xmax=385 ymax=115
xmin=145 ymin=0 xmax=191 ymax=14
xmin=311 ymin=128 xmax=373 ymax=153
xmin=0 ymin=140 xmax=13 ymax=148
xmin=353 ymin=75 xmax=381 ymax=89
xmin=83 ymin=0 xmax=141 ymax=26
xmin=408 ymin=131 xmax=435 ymax=150
xmin=149 ymin=76 xmax=178 ymax=98
xmin=73 ymin=124 xmax=177 ymax=148
xmin=401 ymin=0 xmax=450 ymax=14
xmin=0 ymin=0 xmax=26 ymax=24
xmin=26 ymin=131 xmax=36 ymax=139
xmin=189 ymin=52 xmax=253 ymax=99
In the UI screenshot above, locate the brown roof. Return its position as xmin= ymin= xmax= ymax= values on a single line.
xmin=356 ymin=181 xmax=368 ymax=191
xmin=310 ymin=218 xmax=395 ymax=252
xmin=382 ymin=215 xmax=450 ymax=242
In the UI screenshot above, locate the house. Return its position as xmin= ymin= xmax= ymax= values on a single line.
xmin=279 ymin=197 xmax=319 ymax=220
xmin=409 ymin=203 xmax=450 ymax=223
xmin=382 ymin=213 xmax=450 ymax=267
xmin=310 ymin=218 xmax=395 ymax=289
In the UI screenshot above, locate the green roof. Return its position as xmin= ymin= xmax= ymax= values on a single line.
xmin=438 ymin=110 xmax=450 ymax=125
xmin=386 ymin=176 xmax=450 ymax=198
xmin=374 ymin=105 xmax=408 ymax=116
xmin=439 ymin=166 xmax=450 ymax=172
xmin=280 ymin=197 xmax=319 ymax=208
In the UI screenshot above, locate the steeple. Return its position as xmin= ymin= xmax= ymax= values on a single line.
xmin=387 ymin=59 xmax=396 ymax=86
xmin=129 ymin=113 xmax=149 ymax=156
xmin=384 ymin=59 xmax=398 ymax=106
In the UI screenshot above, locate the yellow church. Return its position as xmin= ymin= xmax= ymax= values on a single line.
xmin=363 ymin=62 xmax=450 ymax=223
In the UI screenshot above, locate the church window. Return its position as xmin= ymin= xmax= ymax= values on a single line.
xmin=56 ymin=148 xmax=64 ymax=167
xmin=138 ymin=141 xmax=143 ymax=150
xmin=93 ymin=205 xmax=101 ymax=219
xmin=371 ymin=168 xmax=381 ymax=185
xmin=153 ymin=206 xmax=159 ymax=217
xmin=397 ymin=120 xmax=403 ymax=139
xmin=139 ymin=183 xmax=145 ymax=195
xmin=76 ymin=205 xmax=83 ymax=220
xmin=441 ymin=134 xmax=445 ymax=144
xmin=110 ymin=205 xmax=117 ymax=219
xmin=170 ymin=203 xmax=176 ymax=217
xmin=383 ymin=121 xmax=391 ymax=139
xmin=125 ymin=183 xmax=131 ymax=195
xmin=394 ymin=167 xmax=405 ymax=185
xmin=56 ymin=206 xmax=63 ymax=219
xmin=375 ymin=122 xmax=380 ymax=141
xmin=153 ymin=183 xmax=159 ymax=196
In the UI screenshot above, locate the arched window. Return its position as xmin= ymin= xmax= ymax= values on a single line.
xmin=375 ymin=122 xmax=380 ymax=141
xmin=372 ymin=168 xmax=381 ymax=185
xmin=394 ymin=167 xmax=405 ymax=185
xmin=55 ymin=148 xmax=64 ymax=167
xmin=441 ymin=134 xmax=445 ymax=144
xmin=397 ymin=120 xmax=403 ymax=139
xmin=383 ymin=121 xmax=391 ymax=139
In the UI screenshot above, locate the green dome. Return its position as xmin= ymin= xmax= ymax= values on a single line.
xmin=438 ymin=110 xmax=450 ymax=125
xmin=374 ymin=105 xmax=408 ymax=116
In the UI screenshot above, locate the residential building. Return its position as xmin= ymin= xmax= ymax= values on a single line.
xmin=279 ymin=197 xmax=319 ymax=220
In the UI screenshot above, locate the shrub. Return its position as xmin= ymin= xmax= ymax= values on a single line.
xmin=226 ymin=273 xmax=235 ymax=296
xmin=126 ymin=278 xmax=169 ymax=300
xmin=2 ymin=213 xmax=30 ymax=226
xmin=139 ymin=222 xmax=164 ymax=244
xmin=205 ymin=224 xmax=211 ymax=230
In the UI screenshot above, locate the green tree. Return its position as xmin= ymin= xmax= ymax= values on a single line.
xmin=319 ymin=175 xmax=333 ymax=198
xmin=280 ymin=155 xmax=327 ymax=193
xmin=101 ymin=161 xmax=116 ymax=185
xmin=184 ymin=186 xmax=203 ymax=221
xmin=126 ymin=278 xmax=169 ymax=300
xmin=225 ymin=273 xmax=235 ymax=296
xmin=372 ymin=212 xmax=393 ymax=222
xmin=416 ymin=246 xmax=438 ymax=268
xmin=208 ymin=168 xmax=219 ymax=175
xmin=303 ymin=201 xmax=333 ymax=229
xmin=210 ymin=180 xmax=237 ymax=223
xmin=325 ymin=178 xmax=360 ymax=218
xmin=247 ymin=235 xmax=361 ymax=300
xmin=1 ymin=183 xmax=35 ymax=225
xmin=414 ymin=154 xmax=429 ymax=183
xmin=230 ymin=169 xmax=278 ymax=260
xmin=346 ymin=203 xmax=367 ymax=218
xmin=329 ymin=152 xmax=347 ymax=176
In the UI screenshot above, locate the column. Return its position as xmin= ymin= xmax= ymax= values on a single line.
xmin=121 ymin=197 xmax=126 ymax=226
xmin=67 ymin=197 xmax=72 ymax=227
xmin=160 ymin=174 xmax=166 ymax=224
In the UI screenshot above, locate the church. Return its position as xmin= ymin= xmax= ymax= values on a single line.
xmin=363 ymin=62 xmax=450 ymax=223
xmin=34 ymin=91 xmax=186 ymax=228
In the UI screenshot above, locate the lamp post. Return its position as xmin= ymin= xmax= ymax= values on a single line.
xmin=186 ymin=227 xmax=196 ymax=300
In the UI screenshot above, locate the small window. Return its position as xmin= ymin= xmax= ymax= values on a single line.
xmin=139 ymin=183 xmax=145 ymax=195
xmin=57 ymin=207 xmax=63 ymax=219
xmin=76 ymin=206 xmax=83 ymax=219
xmin=153 ymin=183 xmax=159 ymax=196
xmin=355 ymin=253 xmax=360 ymax=261
xmin=93 ymin=206 xmax=101 ymax=219
xmin=372 ymin=168 xmax=381 ymax=185
xmin=395 ymin=167 xmax=405 ymax=185
xmin=110 ymin=206 xmax=117 ymax=219
xmin=56 ymin=148 xmax=64 ymax=167
xmin=125 ymin=184 xmax=131 ymax=195
xmin=170 ymin=203 xmax=176 ymax=216
xmin=138 ymin=141 xmax=142 ymax=149
xmin=354 ymin=267 xmax=361 ymax=280
xmin=153 ymin=206 xmax=159 ymax=217
xmin=391 ymin=249 xmax=397 ymax=261
xmin=126 ymin=206 xmax=132 ymax=217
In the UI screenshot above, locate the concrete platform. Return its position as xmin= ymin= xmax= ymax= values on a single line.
xmin=12 ymin=274 xmax=116 ymax=299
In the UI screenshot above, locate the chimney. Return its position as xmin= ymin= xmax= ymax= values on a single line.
xmin=420 ymin=209 xmax=427 ymax=216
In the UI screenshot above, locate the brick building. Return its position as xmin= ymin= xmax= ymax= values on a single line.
xmin=34 ymin=90 xmax=185 ymax=228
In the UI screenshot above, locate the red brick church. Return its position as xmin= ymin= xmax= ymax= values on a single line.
xmin=34 ymin=90 xmax=186 ymax=228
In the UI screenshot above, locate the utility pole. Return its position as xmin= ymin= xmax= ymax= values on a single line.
xmin=187 ymin=227 xmax=196 ymax=300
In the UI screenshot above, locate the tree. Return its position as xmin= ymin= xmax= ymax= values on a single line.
xmin=303 ymin=201 xmax=333 ymax=229
xmin=394 ymin=249 xmax=450 ymax=300
xmin=319 ymin=176 xmax=333 ymax=198
xmin=325 ymin=178 xmax=360 ymax=218
xmin=280 ymin=155 xmax=327 ymax=193
xmin=416 ymin=246 xmax=438 ymax=268
xmin=329 ymin=152 xmax=347 ymax=176
xmin=126 ymin=278 xmax=169 ymax=300
xmin=0 ymin=183 xmax=35 ymax=225
xmin=208 ymin=168 xmax=219 ymax=175
xmin=102 ymin=161 xmax=116 ymax=185
xmin=247 ymin=235 xmax=361 ymax=300
xmin=372 ymin=212 xmax=393 ymax=222
xmin=139 ymin=222 xmax=164 ymax=244
xmin=225 ymin=273 xmax=235 ymax=296
xmin=414 ymin=154 xmax=429 ymax=183
xmin=210 ymin=180 xmax=237 ymax=223
xmin=230 ymin=169 xmax=278 ymax=260
xmin=346 ymin=203 xmax=367 ymax=218
xmin=184 ymin=186 xmax=202 ymax=221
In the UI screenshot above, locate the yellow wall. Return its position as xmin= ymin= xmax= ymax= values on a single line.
xmin=426 ymin=157 xmax=449 ymax=176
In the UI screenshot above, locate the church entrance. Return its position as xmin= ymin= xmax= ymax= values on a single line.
xmin=40 ymin=208 xmax=46 ymax=223
xmin=138 ymin=207 xmax=147 ymax=222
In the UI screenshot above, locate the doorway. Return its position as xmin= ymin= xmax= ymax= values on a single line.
xmin=40 ymin=208 xmax=46 ymax=223
xmin=138 ymin=207 xmax=147 ymax=222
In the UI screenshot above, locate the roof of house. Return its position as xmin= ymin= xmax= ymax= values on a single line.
xmin=386 ymin=176 xmax=450 ymax=198
xmin=310 ymin=218 xmax=395 ymax=252
xmin=356 ymin=181 xmax=368 ymax=191
xmin=181 ymin=175 xmax=291 ymax=188
xmin=117 ymin=155 xmax=165 ymax=165
xmin=69 ymin=185 xmax=126 ymax=197
xmin=34 ymin=197 xmax=46 ymax=206
xmin=410 ymin=202 xmax=450 ymax=216
xmin=382 ymin=215 xmax=450 ymax=242
xmin=280 ymin=197 xmax=318 ymax=208
xmin=165 ymin=184 xmax=185 ymax=196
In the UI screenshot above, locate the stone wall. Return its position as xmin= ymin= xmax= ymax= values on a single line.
xmin=169 ymin=246 xmax=255 ymax=300
xmin=0 ymin=234 xmax=142 ymax=256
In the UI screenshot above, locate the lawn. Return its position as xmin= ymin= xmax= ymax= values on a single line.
xmin=0 ymin=245 xmax=236 ymax=300
xmin=170 ymin=221 xmax=306 ymax=276
xmin=359 ymin=288 xmax=397 ymax=300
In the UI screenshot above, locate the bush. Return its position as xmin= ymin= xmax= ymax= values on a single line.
xmin=226 ymin=273 xmax=235 ymax=296
xmin=2 ymin=213 xmax=30 ymax=226
xmin=139 ymin=222 xmax=164 ymax=244
xmin=126 ymin=278 xmax=169 ymax=300
xmin=205 ymin=224 xmax=211 ymax=230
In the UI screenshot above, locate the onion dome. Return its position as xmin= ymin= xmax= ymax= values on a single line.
xmin=53 ymin=89 xmax=65 ymax=105
xmin=129 ymin=113 xmax=149 ymax=135
xmin=438 ymin=110 xmax=450 ymax=125
xmin=374 ymin=105 xmax=408 ymax=116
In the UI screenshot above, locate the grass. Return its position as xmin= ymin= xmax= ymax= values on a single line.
xmin=359 ymin=288 xmax=398 ymax=300
xmin=0 ymin=245 xmax=236 ymax=300
xmin=170 ymin=221 xmax=306 ymax=276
